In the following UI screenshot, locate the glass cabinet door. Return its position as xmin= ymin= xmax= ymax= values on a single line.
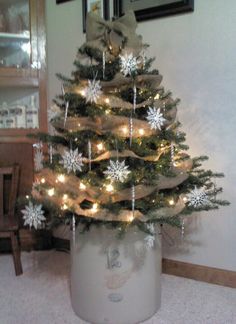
xmin=0 ymin=88 xmax=39 ymax=129
xmin=0 ymin=0 xmax=31 ymax=69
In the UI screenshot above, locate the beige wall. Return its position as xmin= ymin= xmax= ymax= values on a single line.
xmin=46 ymin=0 xmax=236 ymax=271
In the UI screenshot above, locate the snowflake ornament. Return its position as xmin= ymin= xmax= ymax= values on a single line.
xmin=84 ymin=79 xmax=102 ymax=103
xmin=144 ymin=235 xmax=155 ymax=249
xmin=119 ymin=53 xmax=138 ymax=76
xmin=146 ymin=107 xmax=166 ymax=130
xmin=104 ymin=160 xmax=130 ymax=182
xmin=34 ymin=149 xmax=43 ymax=171
xmin=22 ymin=201 xmax=46 ymax=229
xmin=62 ymin=148 xmax=84 ymax=173
xmin=186 ymin=187 xmax=209 ymax=208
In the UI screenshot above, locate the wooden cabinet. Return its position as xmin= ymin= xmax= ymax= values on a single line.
xmin=0 ymin=0 xmax=47 ymax=142
xmin=0 ymin=0 xmax=50 ymax=250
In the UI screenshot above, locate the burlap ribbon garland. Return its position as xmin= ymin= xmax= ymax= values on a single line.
xmin=81 ymin=11 xmax=143 ymax=59
xmin=33 ymin=157 xmax=191 ymax=222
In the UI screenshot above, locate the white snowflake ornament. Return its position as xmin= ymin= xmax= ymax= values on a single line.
xmin=62 ymin=148 xmax=84 ymax=173
xmin=84 ymin=79 xmax=102 ymax=103
xmin=104 ymin=160 xmax=130 ymax=182
xmin=119 ymin=53 xmax=138 ymax=76
xmin=34 ymin=149 xmax=43 ymax=171
xmin=22 ymin=201 xmax=46 ymax=229
xmin=146 ymin=107 xmax=166 ymax=130
xmin=144 ymin=235 xmax=155 ymax=249
xmin=186 ymin=186 xmax=209 ymax=208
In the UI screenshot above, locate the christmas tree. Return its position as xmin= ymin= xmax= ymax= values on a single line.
xmin=22 ymin=11 xmax=229 ymax=242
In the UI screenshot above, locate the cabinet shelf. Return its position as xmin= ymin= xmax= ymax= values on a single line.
xmin=0 ymin=32 xmax=30 ymax=42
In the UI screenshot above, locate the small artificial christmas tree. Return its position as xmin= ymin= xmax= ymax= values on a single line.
xmin=24 ymin=11 xmax=228 ymax=244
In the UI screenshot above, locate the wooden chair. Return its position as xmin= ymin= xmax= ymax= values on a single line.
xmin=0 ymin=165 xmax=22 ymax=276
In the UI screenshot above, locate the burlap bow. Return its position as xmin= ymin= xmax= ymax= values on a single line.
xmin=82 ymin=11 xmax=143 ymax=58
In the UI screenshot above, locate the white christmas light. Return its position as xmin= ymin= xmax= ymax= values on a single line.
xmin=105 ymin=97 xmax=110 ymax=104
xmin=57 ymin=174 xmax=65 ymax=183
xmin=97 ymin=143 xmax=104 ymax=151
xmin=154 ymin=93 xmax=160 ymax=100
xmin=41 ymin=178 xmax=46 ymax=184
xmin=91 ymin=203 xmax=98 ymax=213
xmin=63 ymin=194 xmax=68 ymax=200
xmin=48 ymin=188 xmax=55 ymax=197
xmin=106 ymin=184 xmax=114 ymax=192
xmin=138 ymin=128 xmax=145 ymax=135
xmin=169 ymin=199 xmax=175 ymax=206
xmin=79 ymin=182 xmax=86 ymax=190
xmin=122 ymin=126 xmax=128 ymax=134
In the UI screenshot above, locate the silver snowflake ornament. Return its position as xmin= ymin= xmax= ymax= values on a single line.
xmin=119 ymin=53 xmax=138 ymax=76
xmin=144 ymin=235 xmax=155 ymax=249
xmin=84 ymin=79 xmax=102 ymax=103
xmin=34 ymin=149 xmax=43 ymax=171
xmin=186 ymin=187 xmax=209 ymax=208
xmin=104 ymin=160 xmax=130 ymax=182
xmin=146 ymin=107 xmax=166 ymax=130
xmin=22 ymin=201 xmax=46 ymax=229
xmin=62 ymin=148 xmax=84 ymax=173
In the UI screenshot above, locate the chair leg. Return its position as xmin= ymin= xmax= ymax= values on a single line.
xmin=10 ymin=231 xmax=23 ymax=276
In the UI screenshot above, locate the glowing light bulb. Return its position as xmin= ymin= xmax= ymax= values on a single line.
xmin=105 ymin=97 xmax=110 ymax=104
xmin=128 ymin=215 xmax=134 ymax=222
xmin=154 ymin=93 xmax=160 ymax=100
xmin=183 ymin=196 xmax=188 ymax=203
xmin=105 ymin=110 xmax=110 ymax=115
xmin=80 ymin=90 xmax=85 ymax=96
xmin=91 ymin=203 xmax=98 ymax=213
xmin=97 ymin=143 xmax=104 ymax=151
xmin=48 ymin=188 xmax=55 ymax=197
xmin=169 ymin=199 xmax=175 ymax=206
xmin=106 ymin=184 xmax=114 ymax=192
xmin=57 ymin=174 xmax=65 ymax=183
xmin=138 ymin=128 xmax=145 ymax=135
xmin=63 ymin=194 xmax=68 ymax=200
xmin=122 ymin=126 xmax=128 ymax=134
xmin=62 ymin=203 xmax=68 ymax=210
xmin=26 ymin=195 xmax=29 ymax=199
xmin=78 ymin=123 xmax=81 ymax=127
xmin=79 ymin=182 xmax=86 ymax=190
xmin=41 ymin=178 xmax=46 ymax=184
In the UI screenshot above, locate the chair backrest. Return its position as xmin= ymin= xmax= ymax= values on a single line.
xmin=0 ymin=165 xmax=20 ymax=219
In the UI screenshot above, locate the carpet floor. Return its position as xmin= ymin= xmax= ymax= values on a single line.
xmin=0 ymin=250 xmax=236 ymax=324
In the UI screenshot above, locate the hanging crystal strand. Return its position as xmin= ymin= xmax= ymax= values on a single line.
xmin=131 ymin=185 xmax=135 ymax=218
xmin=88 ymin=140 xmax=92 ymax=171
xmin=72 ymin=214 xmax=76 ymax=244
xmin=141 ymin=49 xmax=146 ymax=69
xmin=49 ymin=143 xmax=53 ymax=164
xmin=64 ymin=100 xmax=69 ymax=127
xmin=61 ymin=83 xmax=65 ymax=97
xmin=171 ymin=142 xmax=175 ymax=165
xmin=181 ymin=218 xmax=185 ymax=239
xmin=129 ymin=112 xmax=133 ymax=147
xmin=102 ymin=51 xmax=106 ymax=79
xmin=133 ymin=83 xmax=137 ymax=112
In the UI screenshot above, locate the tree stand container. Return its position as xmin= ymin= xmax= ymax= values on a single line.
xmin=70 ymin=225 xmax=162 ymax=324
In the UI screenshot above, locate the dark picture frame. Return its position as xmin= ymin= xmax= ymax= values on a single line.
xmin=56 ymin=0 xmax=74 ymax=4
xmin=113 ymin=0 xmax=194 ymax=21
xmin=82 ymin=0 xmax=110 ymax=33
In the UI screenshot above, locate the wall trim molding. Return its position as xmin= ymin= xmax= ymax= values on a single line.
xmin=52 ymin=237 xmax=236 ymax=289
xmin=162 ymin=258 xmax=236 ymax=289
